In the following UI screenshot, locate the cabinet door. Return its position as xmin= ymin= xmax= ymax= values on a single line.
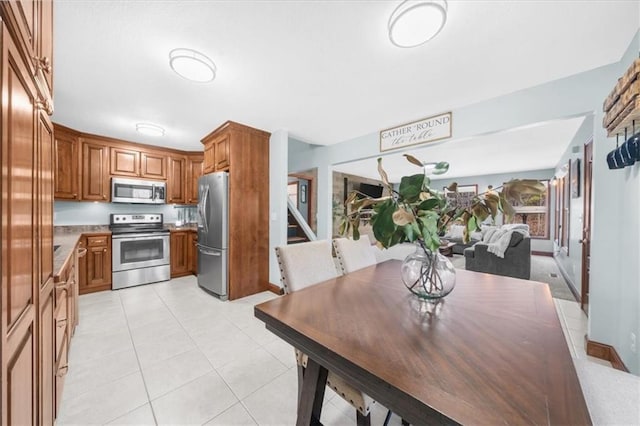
xmin=37 ymin=0 xmax=53 ymax=96
xmin=186 ymin=155 xmax=204 ymax=204
xmin=110 ymin=147 xmax=139 ymax=177
xmin=39 ymin=279 xmax=54 ymax=426
xmin=214 ymin=135 xmax=230 ymax=171
xmin=203 ymin=143 xmax=215 ymax=174
xmin=81 ymin=142 xmax=109 ymax=201
xmin=141 ymin=152 xmax=167 ymax=179
xmin=189 ymin=232 xmax=198 ymax=274
xmin=167 ymin=156 xmax=186 ymax=204
xmin=86 ymin=246 xmax=110 ymax=287
xmin=54 ymin=131 xmax=79 ymax=200
xmin=1 ymin=27 xmax=38 ymax=425
xmin=170 ymin=231 xmax=190 ymax=277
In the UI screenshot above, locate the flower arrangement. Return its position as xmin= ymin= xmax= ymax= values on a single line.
xmin=339 ymin=154 xmax=546 ymax=254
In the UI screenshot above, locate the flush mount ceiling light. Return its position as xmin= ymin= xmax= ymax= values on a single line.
xmin=136 ymin=123 xmax=165 ymax=137
xmin=388 ymin=0 xmax=448 ymax=48
xmin=169 ymin=48 xmax=217 ymax=83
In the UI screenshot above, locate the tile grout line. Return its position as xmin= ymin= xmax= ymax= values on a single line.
xmin=117 ymin=290 xmax=160 ymax=425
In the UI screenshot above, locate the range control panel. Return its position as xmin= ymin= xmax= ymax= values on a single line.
xmin=110 ymin=214 xmax=163 ymax=225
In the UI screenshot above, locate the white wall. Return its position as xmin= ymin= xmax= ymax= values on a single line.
xmin=589 ymin=30 xmax=640 ymax=374
xmin=430 ymin=168 xmax=555 ymax=252
xmin=269 ymin=130 xmax=289 ymax=286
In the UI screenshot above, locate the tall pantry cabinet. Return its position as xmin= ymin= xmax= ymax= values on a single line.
xmin=1 ymin=0 xmax=56 ymax=424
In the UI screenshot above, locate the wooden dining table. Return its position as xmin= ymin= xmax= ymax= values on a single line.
xmin=254 ymin=260 xmax=592 ymax=425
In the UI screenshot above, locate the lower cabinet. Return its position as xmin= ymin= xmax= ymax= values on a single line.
xmin=171 ymin=230 xmax=191 ymax=278
xmin=189 ymin=231 xmax=198 ymax=275
xmin=78 ymin=233 xmax=112 ymax=295
xmin=52 ymin=241 xmax=80 ymax=418
xmin=39 ymin=278 xmax=55 ymax=426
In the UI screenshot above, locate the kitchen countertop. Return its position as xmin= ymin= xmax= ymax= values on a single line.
xmin=53 ymin=225 xmax=111 ymax=275
xmin=165 ymin=224 xmax=197 ymax=231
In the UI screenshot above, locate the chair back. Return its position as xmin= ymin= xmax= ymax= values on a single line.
xmin=333 ymin=235 xmax=377 ymax=274
xmin=275 ymin=240 xmax=338 ymax=294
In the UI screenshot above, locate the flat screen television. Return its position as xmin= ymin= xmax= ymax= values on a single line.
xmin=358 ymin=182 xmax=383 ymax=199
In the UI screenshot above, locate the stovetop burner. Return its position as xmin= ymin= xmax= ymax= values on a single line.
xmin=109 ymin=213 xmax=166 ymax=235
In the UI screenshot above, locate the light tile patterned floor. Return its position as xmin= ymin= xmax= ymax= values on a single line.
xmin=58 ymin=276 xmax=403 ymax=425
xmin=60 ymin=275 xmax=629 ymax=425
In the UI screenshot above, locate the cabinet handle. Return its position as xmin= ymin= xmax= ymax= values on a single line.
xmin=57 ymin=319 xmax=67 ymax=328
xmin=56 ymin=366 xmax=69 ymax=377
xmin=102 ymin=194 xmax=106 ymax=200
xmin=103 ymin=248 xmax=107 ymax=253
xmin=77 ymin=248 xmax=87 ymax=257
xmin=72 ymin=193 xmax=77 ymax=198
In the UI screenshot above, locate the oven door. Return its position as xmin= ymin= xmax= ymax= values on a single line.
xmin=112 ymin=233 xmax=170 ymax=272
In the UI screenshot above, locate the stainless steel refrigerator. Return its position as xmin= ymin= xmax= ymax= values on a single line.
xmin=196 ymin=172 xmax=229 ymax=300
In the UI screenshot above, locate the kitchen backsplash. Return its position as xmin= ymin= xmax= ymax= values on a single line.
xmin=54 ymin=201 xmax=196 ymax=225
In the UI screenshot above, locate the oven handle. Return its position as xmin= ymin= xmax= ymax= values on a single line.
xmin=197 ymin=244 xmax=221 ymax=256
xmin=112 ymin=233 xmax=170 ymax=240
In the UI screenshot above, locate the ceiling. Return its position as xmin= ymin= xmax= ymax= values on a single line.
xmin=53 ymin=1 xmax=637 ymax=153
xmin=332 ymin=116 xmax=587 ymax=183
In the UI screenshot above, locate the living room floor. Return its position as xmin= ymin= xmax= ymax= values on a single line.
xmin=58 ymin=275 xmax=639 ymax=425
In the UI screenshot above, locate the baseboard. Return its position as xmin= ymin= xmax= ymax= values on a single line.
xmin=268 ymin=282 xmax=284 ymax=295
xmin=532 ymin=251 xmax=553 ymax=257
xmin=552 ymin=256 xmax=580 ymax=302
xmin=586 ymin=339 xmax=629 ymax=372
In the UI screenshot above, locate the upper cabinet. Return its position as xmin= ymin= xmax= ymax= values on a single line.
xmin=81 ymin=140 xmax=110 ymax=201
xmin=110 ymin=147 xmax=140 ymax=177
xmin=0 ymin=0 xmax=54 ymax=108
xmin=54 ymin=125 xmax=79 ymax=200
xmin=202 ymin=132 xmax=230 ymax=172
xmin=52 ymin=124 xmax=202 ymax=204
xmin=141 ymin=151 xmax=167 ymax=179
xmin=186 ymin=154 xmax=204 ymax=204
xmin=167 ymin=155 xmax=186 ymax=204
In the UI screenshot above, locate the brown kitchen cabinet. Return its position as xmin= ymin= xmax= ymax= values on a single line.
xmin=110 ymin=147 xmax=140 ymax=177
xmin=1 ymin=2 xmax=55 ymax=424
xmin=79 ymin=234 xmax=112 ymax=294
xmin=202 ymin=132 xmax=230 ymax=172
xmin=171 ymin=230 xmax=191 ymax=278
xmin=186 ymin=154 xmax=204 ymax=204
xmin=167 ymin=155 xmax=186 ymax=204
xmin=54 ymin=125 xmax=80 ymax=200
xmin=200 ymin=121 xmax=270 ymax=300
xmin=189 ymin=230 xmax=198 ymax=274
xmin=81 ymin=140 xmax=110 ymax=201
xmin=141 ymin=151 xmax=167 ymax=179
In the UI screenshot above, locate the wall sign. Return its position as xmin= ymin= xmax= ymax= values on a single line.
xmin=379 ymin=112 xmax=452 ymax=152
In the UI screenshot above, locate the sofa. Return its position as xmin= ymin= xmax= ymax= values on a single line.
xmin=442 ymin=224 xmax=482 ymax=255
xmin=464 ymin=226 xmax=531 ymax=280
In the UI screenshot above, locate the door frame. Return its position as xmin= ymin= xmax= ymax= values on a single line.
xmin=580 ymin=139 xmax=593 ymax=314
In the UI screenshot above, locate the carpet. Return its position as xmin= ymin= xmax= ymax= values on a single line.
xmin=450 ymin=254 xmax=576 ymax=301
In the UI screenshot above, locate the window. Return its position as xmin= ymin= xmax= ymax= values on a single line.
xmin=505 ymin=180 xmax=550 ymax=239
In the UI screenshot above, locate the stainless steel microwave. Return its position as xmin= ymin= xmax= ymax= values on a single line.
xmin=111 ymin=177 xmax=166 ymax=204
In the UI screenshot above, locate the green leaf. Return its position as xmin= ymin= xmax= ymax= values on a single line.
xmin=398 ymin=174 xmax=425 ymax=201
xmin=467 ymin=216 xmax=478 ymax=233
xmin=417 ymin=198 xmax=439 ymax=211
xmin=432 ymin=161 xmax=450 ymax=175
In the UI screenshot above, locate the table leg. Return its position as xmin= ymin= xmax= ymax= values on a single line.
xmin=297 ymin=358 xmax=328 ymax=426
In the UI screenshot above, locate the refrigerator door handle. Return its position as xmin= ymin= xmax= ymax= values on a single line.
xmin=197 ymin=243 xmax=220 ymax=256
xmin=199 ymin=187 xmax=209 ymax=234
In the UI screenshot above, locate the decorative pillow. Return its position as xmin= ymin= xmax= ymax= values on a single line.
xmin=502 ymin=223 xmax=529 ymax=232
xmin=469 ymin=231 xmax=483 ymax=241
xmin=509 ymin=232 xmax=524 ymax=246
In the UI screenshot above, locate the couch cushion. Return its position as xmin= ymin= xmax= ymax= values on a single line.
xmin=509 ymin=232 xmax=524 ymax=247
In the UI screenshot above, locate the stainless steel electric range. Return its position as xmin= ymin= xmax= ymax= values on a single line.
xmin=110 ymin=214 xmax=170 ymax=290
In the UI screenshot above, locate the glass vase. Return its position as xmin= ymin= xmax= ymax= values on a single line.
xmin=401 ymin=243 xmax=456 ymax=300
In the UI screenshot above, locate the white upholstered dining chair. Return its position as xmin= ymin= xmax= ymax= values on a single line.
xmin=332 ymin=235 xmax=378 ymax=274
xmin=275 ymin=240 xmax=375 ymax=426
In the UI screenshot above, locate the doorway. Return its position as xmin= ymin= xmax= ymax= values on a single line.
xmin=581 ymin=139 xmax=593 ymax=314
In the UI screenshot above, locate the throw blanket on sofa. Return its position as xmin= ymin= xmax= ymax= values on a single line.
xmin=486 ymin=225 xmax=530 ymax=258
